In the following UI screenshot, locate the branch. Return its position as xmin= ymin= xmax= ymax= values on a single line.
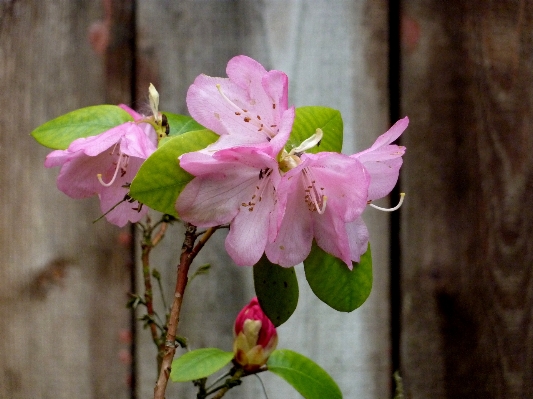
xmin=153 ymin=224 xmax=219 ymax=398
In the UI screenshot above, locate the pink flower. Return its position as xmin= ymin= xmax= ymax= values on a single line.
xmin=265 ymin=150 xmax=370 ymax=268
xmin=233 ymin=297 xmax=278 ymax=371
xmin=186 ymin=55 xmax=292 ymax=152
xmin=45 ymin=105 xmax=158 ymax=227
xmin=352 ymin=117 xmax=408 ymax=201
xmin=176 ymin=109 xmax=294 ymax=266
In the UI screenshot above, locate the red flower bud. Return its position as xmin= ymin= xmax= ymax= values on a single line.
xmin=233 ymin=297 xmax=278 ymax=371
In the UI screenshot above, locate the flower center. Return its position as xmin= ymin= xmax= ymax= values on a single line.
xmin=302 ymin=168 xmax=327 ymax=214
xmin=240 ymin=168 xmax=273 ymax=212
xmin=216 ymin=84 xmax=280 ymax=140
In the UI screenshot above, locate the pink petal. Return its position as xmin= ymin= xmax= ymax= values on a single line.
xmin=176 ymin=165 xmax=255 ymax=227
xmin=356 ymin=117 xmax=408 ymax=157
xmin=345 ymin=217 xmax=369 ymax=265
xmin=98 ymin=156 xmax=148 ymax=227
xmin=226 ymin=55 xmax=268 ymax=89
xmin=299 ymin=152 xmax=369 ymax=222
xmin=118 ymin=104 xmax=143 ymax=121
xmin=225 ymin=178 xmax=277 ymax=266
xmin=265 ymin=176 xmax=313 ymax=267
xmin=362 ymin=157 xmax=403 ymax=201
xmin=120 ymin=123 xmax=158 ymax=158
xmin=353 ymin=117 xmax=408 ymax=201
xmin=262 ymin=70 xmax=289 ymax=111
xmin=54 ymin=150 xmax=114 ymax=199
xmin=186 ymin=55 xmax=291 ymax=150
xmin=312 ymin=209 xmax=353 ymax=267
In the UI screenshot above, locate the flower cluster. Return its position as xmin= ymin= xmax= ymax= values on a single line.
xmin=44 ymin=85 xmax=166 ymax=227
xmin=176 ymin=55 xmax=407 ymax=268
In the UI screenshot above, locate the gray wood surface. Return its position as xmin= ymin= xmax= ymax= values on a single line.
xmin=0 ymin=2 xmax=131 ymax=398
xmin=135 ymin=1 xmax=392 ymax=398
xmin=401 ymin=1 xmax=533 ymax=397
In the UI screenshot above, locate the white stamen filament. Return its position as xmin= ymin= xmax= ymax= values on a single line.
xmin=314 ymin=195 xmax=328 ymax=214
xmin=97 ymin=154 xmax=128 ymax=187
xmin=369 ymin=192 xmax=405 ymax=212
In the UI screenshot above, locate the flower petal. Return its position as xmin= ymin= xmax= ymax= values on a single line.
xmin=265 ymin=175 xmax=313 ymax=267
xmin=300 ymin=152 xmax=369 ymax=222
xmin=98 ymin=156 xmax=148 ymax=227
xmin=353 ymin=117 xmax=408 ymax=200
xmin=225 ymin=177 xmax=277 ymax=266
xmin=345 ymin=217 xmax=369 ymax=265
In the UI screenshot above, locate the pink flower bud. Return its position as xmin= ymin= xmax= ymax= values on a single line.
xmin=233 ymin=297 xmax=278 ymax=371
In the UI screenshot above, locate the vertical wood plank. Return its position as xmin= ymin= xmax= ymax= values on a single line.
xmin=0 ymin=1 xmax=132 ymax=398
xmin=135 ymin=1 xmax=392 ymax=398
xmin=401 ymin=1 xmax=533 ymax=397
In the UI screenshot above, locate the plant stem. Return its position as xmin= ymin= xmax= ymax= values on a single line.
xmin=210 ymin=369 xmax=244 ymax=399
xmin=140 ymin=220 xmax=169 ymax=372
xmin=153 ymin=224 xmax=218 ymax=399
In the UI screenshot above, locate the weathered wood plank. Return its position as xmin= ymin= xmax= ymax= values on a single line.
xmin=0 ymin=1 xmax=132 ymax=398
xmin=401 ymin=1 xmax=533 ymax=397
xmin=135 ymin=1 xmax=391 ymax=398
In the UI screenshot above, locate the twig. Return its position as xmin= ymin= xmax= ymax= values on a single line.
xmin=153 ymin=225 xmax=219 ymax=399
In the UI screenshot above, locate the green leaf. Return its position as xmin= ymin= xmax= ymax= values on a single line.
xmin=162 ymin=111 xmax=205 ymax=137
xmin=288 ymin=106 xmax=343 ymax=153
xmin=31 ymin=105 xmax=133 ymax=149
xmin=253 ymin=256 xmax=299 ymax=327
xmin=304 ymin=244 xmax=372 ymax=312
xmin=267 ymin=349 xmax=342 ymax=399
xmin=129 ymin=129 xmax=218 ymax=216
xmin=170 ymin=348 xmax=234 ymax=382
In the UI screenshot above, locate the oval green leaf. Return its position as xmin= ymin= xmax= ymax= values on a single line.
xmin=31 ymin=105 xmax=133 ymax=149
xmin=162 ymin=111 xmax=205 ymax=137
xmin=304 ymin=244 xmax=372 ymax=312
xmin=129 ymin=129 xmax=218 ymax=216
xmin=267 ymin=349 xmax=342 ymax=399
xmin=288 ymin=106 xmax=343 ymax=154
xmin=170 ymin=348 xmax=234 ymax=382
xmin=253 ymin=256 xmax=299 ymax=327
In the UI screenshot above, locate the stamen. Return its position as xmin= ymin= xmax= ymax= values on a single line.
xmin=98 ymin=154 xmax=127 ymax=187
xmin=302 ymin=168 xmax=327 ymax=214
xmin=369 ymin=193 xmax=405 ymax=212
xmin=216 ymin=84 xmax=244 ymax=113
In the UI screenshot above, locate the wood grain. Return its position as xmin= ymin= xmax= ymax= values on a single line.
xmin=401 ymin=1 xmax=533 ymax=397
xmin=134 ymin=1 xmax=392 ymax=398
xmin=0 ymin=1 xmax=131 ymax=397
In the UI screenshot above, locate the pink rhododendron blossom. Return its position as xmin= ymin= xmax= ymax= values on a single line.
xmin=352 ymin=116 xmax=408 ymax=201
xmin=186 ymin=55 xmax=292 ymax=152
xmin=265 ymin=151 xmax=370 ymax=268
xmin=44 ymin=105 xmax=158 ymax=227
xmin=233 ymin=297 xmax=278 ymax=371
xmin=176 ymin=110 xmax=294 ymax=266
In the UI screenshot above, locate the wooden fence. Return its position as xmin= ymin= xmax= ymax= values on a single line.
xmin=1 ymin=1 xmax=531 ymax=398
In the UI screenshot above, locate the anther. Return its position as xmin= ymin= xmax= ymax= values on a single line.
xmin=369 ymin=193 xmax=405 ymax=212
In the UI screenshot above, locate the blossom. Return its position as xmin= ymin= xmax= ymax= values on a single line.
xmin=186 ymin=55 xmax=292 ymax=152
xmin=45 ymin=105 xmax=158 ymax=227
xmin=265 ymin=146 xmax=370 ymax=268
xmin=233 ymin=297 xmax=278 ymax=371
xmin=176 ymin=108 xmax=294 ymax=266
xmin=352 ymin=117 xmax=408 ymax=201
